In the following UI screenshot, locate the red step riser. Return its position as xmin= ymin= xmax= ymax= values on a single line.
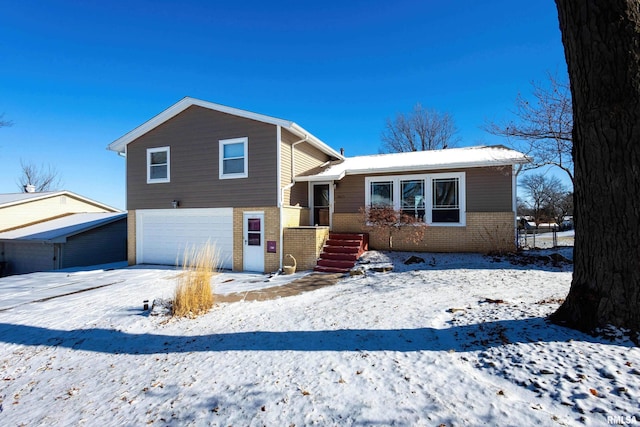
xmin=314 ymin=266 xmax=351 ymax=273
xmin=320 ymin=253 xmax=358 ymax=261
xmin=315 ymin=232 xmax=367 ymax=273
xmin=326 ymin=239 xmax=362 ymax=247
xmin=317 ymin=259 xmax=354 ymax=268
xmin=323 ymin=246 xmax=361 ymax=254
xmin=328 ymin=233 xmax=365 ymax=241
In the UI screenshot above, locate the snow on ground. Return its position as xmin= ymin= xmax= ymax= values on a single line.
xmin=0 ymin=248 xmax=638 ymax=426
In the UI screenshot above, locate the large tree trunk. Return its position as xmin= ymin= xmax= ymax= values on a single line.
xmin=551 ymin=1 xmax=640 ymax=334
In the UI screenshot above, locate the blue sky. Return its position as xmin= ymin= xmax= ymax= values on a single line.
xmin=0 ymin=0 xmax=567 ymax=210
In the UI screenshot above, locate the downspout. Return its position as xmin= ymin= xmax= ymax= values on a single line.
xmin=278 ymin=131 xmax=308 ymax=271
xmin=513 ymin=164 xmax=523 ymax=249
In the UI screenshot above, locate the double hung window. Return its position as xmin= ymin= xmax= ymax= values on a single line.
xmin=432 ymin=177 xmax=460 ymax=223
xmin=147 ymin=146 xmax=170 ymax=183
xmin=219 ymin=137 xmax=248 ymax=179
xmin=401 ymin=179 xmax=425 ymax=220
xmin=365 ymin=172 xmax=465 ymax=225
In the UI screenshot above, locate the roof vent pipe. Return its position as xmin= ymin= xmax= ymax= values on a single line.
xmin=24 ymin=184 xmax=36 ymax=193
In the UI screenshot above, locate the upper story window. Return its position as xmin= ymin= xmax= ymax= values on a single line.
xmin=219 ymin=137 xmax=248 ymax=179
xmin=365 ymin=172 xmax=465 ymax=226
xmin=147 ymin=146 xmax=170 ymax=183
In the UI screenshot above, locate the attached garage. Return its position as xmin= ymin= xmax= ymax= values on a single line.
xmin=135 ymin=208 xmax=233 ymax=269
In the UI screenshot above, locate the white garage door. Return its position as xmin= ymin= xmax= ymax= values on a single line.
xmin=136 ymin=208 xmax=233 ymax=269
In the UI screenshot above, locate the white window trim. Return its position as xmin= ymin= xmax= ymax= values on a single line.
xmin=219 ymin=137 xmax=248 ymax=179
xmin=365 ymin=172 xmax=466 ymax=226
xmin=147 ymin=146 xmax=170 ymax=184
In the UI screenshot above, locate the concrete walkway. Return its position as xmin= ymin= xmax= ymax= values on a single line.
xmin=215 ymin=272 xmax=345 ymax=303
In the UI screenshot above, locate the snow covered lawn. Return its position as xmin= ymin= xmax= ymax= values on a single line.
xmin=0 ymin=249 xmax=638 ymax=426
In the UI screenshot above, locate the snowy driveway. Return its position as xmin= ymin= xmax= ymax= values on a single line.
xmin=0 ymin=262 xmax=132 ymax=311
xmin=0 ymin=263 xmax=311 ymax=311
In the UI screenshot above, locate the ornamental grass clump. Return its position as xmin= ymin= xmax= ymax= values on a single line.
xmin=172 ymin=242 xmax=220 ymax=318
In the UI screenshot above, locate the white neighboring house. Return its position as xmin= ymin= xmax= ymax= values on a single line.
xmin=0 ymin=191 xmax=126 ymax=276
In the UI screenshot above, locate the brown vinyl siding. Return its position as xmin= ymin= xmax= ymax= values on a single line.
xmin=465 ymin=166 xmax=513 ymax=212
xmin=289 ymin=183 xmax=309 ymax=207
xmin=334 ymin=174 xmax=365 ymax=213
xmin=127 ymin=106 xmax=278 ymax=210
xmin=280 ymin=137 xmax=292 ymax=189
xmin=292 ymin=142 xmax=331 ymax=175
xmin=334 ymin=166 xmax=514 ymax=214
xmin=280 ymin=129 xmax=330 ymax=207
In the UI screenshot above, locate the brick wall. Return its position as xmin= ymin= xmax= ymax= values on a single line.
xmin=127 ymin=210 xmax=136 ymax=265
xmin=282 ymin=206 xmax=310 ymax=227
xmin=233 ymin=207 xmax=281 ymax=273
xmin=333 ymin=212 xmax=516 ymax=253
xmin=283 ymin=227 xmax=330 ymax=271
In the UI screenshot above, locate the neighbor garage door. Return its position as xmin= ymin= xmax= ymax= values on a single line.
xmin=136 ymin=208 xmax=233 ymax=269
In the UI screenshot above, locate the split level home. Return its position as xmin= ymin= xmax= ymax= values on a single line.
xmin=0 ymin=190 xmax=126 ymax=275
xmin=107 ymin=97 xmax=529 ymax=273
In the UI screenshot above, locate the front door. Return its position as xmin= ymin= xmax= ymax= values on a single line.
xmin=312 ymin=183 xmax=331 ymax=226
xmin=243 ymin=212 xmax=264 ymax=272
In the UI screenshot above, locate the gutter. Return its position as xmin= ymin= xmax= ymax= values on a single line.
xmin=278 ymin=132 xmax=308 ymax=271
xmin=294 ymin=158 xmax=529 ymax=183
xmin=289 ymin=123 xmax=343 ymax=160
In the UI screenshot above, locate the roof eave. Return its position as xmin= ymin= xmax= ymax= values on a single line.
xmin=288 ymin=123 xmax=344 ymax=160
xmin=294 ymin=170 xmax=347 ymax=182
xmin=344 ymin=159 xmax=529 ymax=176
xmin=0 ymin=213 xmax=127 ymax=243
xmin=108 ymin=97 xmax=345 ymax=161
xmin=296 ymin=157 xmax=529 ymax=181
xmin=0 ymin=191 xmax=120 ymax=212
xmin=52 ymin=214 xmax=127 ymax=241
xmin=108 ymin=97 xmax=296 ymax=153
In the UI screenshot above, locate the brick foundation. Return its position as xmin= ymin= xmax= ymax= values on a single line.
xmin=282 ymin=206 xmax=310 ymax=227
xmin=333 ymin=212 xmax=516 ymax=253
xmin=233 ymin=207 xmax=281 ymax=273
xmin=127 ymin=210 xmax=136 ymax=265
xmin=283 ymin=227 xmax=330 ymax=271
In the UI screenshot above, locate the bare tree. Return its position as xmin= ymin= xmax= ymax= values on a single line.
xmin=516 ymin=196 xmax=531 ymax=217
xmin=519 ymin=173 xmax=567 ymax=224
xmin=381 ymin=103 xmax=460 ymax=153
xmin=485 ymin=73 xmax=574 ymax=184
xmin=551 ymin=0 xmax=640 ymax=336
xmin=17 ymin=160 xmax=63 ymax=192
xmin=552 ymin=192 xmax=573 ymax=227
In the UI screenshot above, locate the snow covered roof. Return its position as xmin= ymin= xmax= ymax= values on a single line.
xmin=0 ymin=191 xmax=60 ymax=206
xmin=0 ymin=212 xmax=126 ymax=243
xmin=295 ymin=145 xmax=530 ymax=182
xmin=107 ymin=97 xmax=344 ymax=160
xmin=0 ymin=191 xmax=120 ymax=212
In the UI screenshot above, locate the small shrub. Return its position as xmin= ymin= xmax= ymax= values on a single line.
xmin=360 ymin=206 xmax=427 ymax=249
xmin=172 ymin=242 xmax=220 ymax=318
xmin=479 ymin=224 xmax=512 ymax=255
